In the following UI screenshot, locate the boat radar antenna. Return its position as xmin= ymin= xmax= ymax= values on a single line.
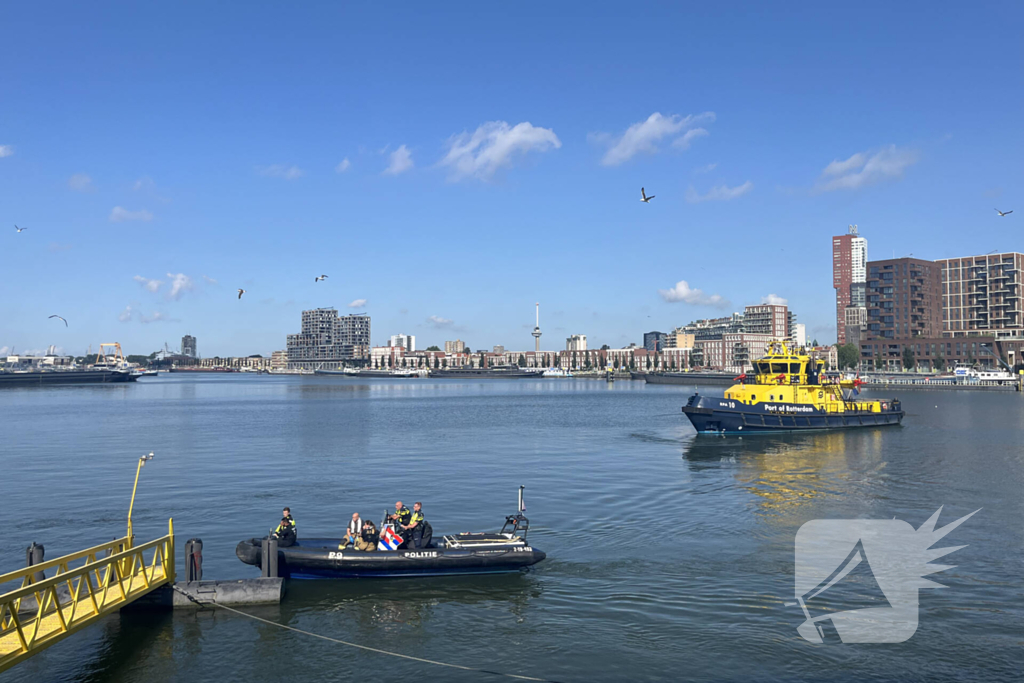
xmin=502 ymin=485 xmax=530 ymax=540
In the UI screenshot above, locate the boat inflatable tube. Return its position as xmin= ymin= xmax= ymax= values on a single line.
xmin=236 ymin=533 xmax=545 ymax=579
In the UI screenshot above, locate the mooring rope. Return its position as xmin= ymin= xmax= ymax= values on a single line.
xmin=170 ymin=585 xmax=560 ymax=682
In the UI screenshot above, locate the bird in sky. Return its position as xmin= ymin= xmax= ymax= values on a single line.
xmin=315 ymin=274 xmax=328 ymax=282
xmin=48 ymin=315 xmax=68 ymax=327
xmin=995 ymin=209 xmax=1013 ymax=217
xmin=640 ymin=187 xmax=655 ymax=203
xmin=15 ymin=225 xmax=27 ymax=232
xmin=237 ymin=289 xmax=246 ymax=299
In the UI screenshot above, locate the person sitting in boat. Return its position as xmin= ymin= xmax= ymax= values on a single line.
xmin=273 ymin=507 xmax=297 ymax=547
xmin=338 ymin=512 xmax=363 ymax=550
xmin=354 ymin=520 xmax=377 ymax=552
xmin=402 ymin=502 xmax=431 ymax=549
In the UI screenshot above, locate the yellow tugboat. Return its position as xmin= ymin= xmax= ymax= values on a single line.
xmin=682 ymin=341 xmax=904 ymax=434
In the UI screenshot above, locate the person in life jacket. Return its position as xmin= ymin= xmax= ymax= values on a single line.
xmin=339 ymin=512 xmax=364 ymax=549
xmin=274 ymin=507 xmax=297 ymax=547
xmin=402 ymin=502 xmax=430 ymax=549
xmin=388 ymin=501 xmax=413 ymax=547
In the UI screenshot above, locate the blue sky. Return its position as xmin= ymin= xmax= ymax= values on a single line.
xmin=2 ymin=2 xmax=1021 ymax=357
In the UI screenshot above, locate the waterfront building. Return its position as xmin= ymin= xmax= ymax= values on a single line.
xmin=666 ymin=328 xmax=695 ymax=350
xmin=790 ymin=323 xmax=807 ymax=347
xmin=198 ymin=355 xmax=273 ymax=370
xmin=643 ymin=331 xmax=667 ymax=351
xmin=864 ymin=258 xmax=943 ymax=341
xmin=681 ymin=305 xmax=793 ymax=345
xmin=695 ymin=334 xmax=774 ymax=374
xmin=181 ymin=334 xmax=197 ymax=358
xmin=286 ymin=308 xmax=370 ymax=370
xmin=833 ymin=225 xmax=868 ymax=344
xmin=493 ymin=345 xmax=505 ymax=355
xmin=270 ymin=350 xmax=288 ymax=370
xmin=389 ymin=333 xmax=416 ymax=352
xmin=937 ymin=252 xmax=1024 ymax=337
xmin=843 ymin=307 xmax=867 ymax=347
xmin=371 ymin=345 xmax=404 ymax=368
xmin=502 ymin=350 xmax=559 ymax=368
xmin=560 ymin=348 xmax=604 ymax=370
xmin=743 ymin=304 xmax=790 ymax=339
xmin=807 ymin=345 xmax=839 ymax=370
xmin=566 ymin=334 xmax=587 ymax=351
xmin=683 ymin=313 xmax=745 ymax=340
xmin=445 ymin=339 xmax=466 ymax=354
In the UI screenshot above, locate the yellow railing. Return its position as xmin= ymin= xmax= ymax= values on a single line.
xmin=0 ymin=519 xmax=174 ymax=673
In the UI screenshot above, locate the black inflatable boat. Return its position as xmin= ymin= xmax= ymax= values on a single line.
xmin=236 ymin=488 xmax=546 ymax=579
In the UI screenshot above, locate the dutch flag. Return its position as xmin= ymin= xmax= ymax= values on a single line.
xmin=378 ymin=524 xmax=402 ymax=551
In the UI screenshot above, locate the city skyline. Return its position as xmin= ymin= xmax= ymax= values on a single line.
xmin=2 ymin=3 xmax=1021 ymax=357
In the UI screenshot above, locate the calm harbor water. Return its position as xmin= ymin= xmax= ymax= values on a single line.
xmin=1 ymin=375 xmax=1021 ymax=682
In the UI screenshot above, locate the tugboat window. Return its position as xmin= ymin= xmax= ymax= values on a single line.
xmin=789 ymin=363 xmax=801 ymax=373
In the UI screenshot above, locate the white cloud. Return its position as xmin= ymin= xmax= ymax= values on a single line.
xmin=598 ymin=111 xmax=715 ymax=166
xmin=166 ymin=273 xmax=194 ymax=300
xmin=383 ymin=145 xmax=413 ymax=175
xmin=336 ymin=158 xmax=351 ymax=173
xmin=133 ymin=275 xmax=163 ymax=293
xmin=131 ymin=175 xmax=171 ymax=202
xmin=816 ymin=145 xmax=918 ymax=192
xmin=140 ymin=312 xmax=170 ymax=324
xmin=118 ymin=305 xmax=133 ymax=322
xmin=438 ymin=121 xmax=561 ymax=181
xmin=695 ymin=163 xmax=718 ymax=174
xmin=0 ymin=346 xmax=9 ymax=355
xmin=256 ymin=164 xmax=305 ymax=180
xmin=69 ymin=173 xmax=94 ymax=192
xmin=685 ymin=181 xmax=753 ymax=203
xmin=202 ymin=275 xmax=218 ymax=285
xmin=427 ymin=315 xmax=454 ymax=328
xmin=348 ymin=298 xmax=367 ymax=308
xmin=672 ymin=128 xmax=709 ymax=150
xmin=110 ymin=206 xmax=153 ymax=222
xmin=761 ymin=294 xmax=788 ymax=306
xmin=658 ymin=280 xmax=730 ymax=308
xmin=0 ymin=145 xmax=12 ymax=158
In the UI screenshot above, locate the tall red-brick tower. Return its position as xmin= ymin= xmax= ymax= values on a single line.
xmin=832 ymin=225 xmax=867 ymax=344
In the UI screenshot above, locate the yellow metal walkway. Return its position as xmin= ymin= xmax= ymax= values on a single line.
xmin=0 ymin=520 xmax=175 ymax=673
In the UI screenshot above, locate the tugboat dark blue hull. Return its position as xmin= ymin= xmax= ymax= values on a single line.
xmin=682 ymin=395 xmax=904 ymax=434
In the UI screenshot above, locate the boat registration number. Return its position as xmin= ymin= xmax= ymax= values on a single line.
xmin=328 ymin=552 xmax=345 ymax=560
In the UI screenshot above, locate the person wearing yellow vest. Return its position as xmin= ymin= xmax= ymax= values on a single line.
xmin=274 ymin=507 xmax=297 ymax=547
xmin=402 ymin=502 xmax=426 ymax=549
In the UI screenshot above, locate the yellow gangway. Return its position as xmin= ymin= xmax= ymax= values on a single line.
xmin=0 ymin=453 xmax=174 ymax=674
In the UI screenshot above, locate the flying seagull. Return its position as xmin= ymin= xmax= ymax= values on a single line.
xmin=48 ymin=315 xmax=68 ymax=327
xmin=237 ymin=289 xmax=246 ymax=299
xmin=640 ymin=187 xmax=655 ymax=203
xmin=315 ymin=274 xmax=328 ymax=282
xmin=15 ymin=225 xmax=27 ymax=233
xmin=995 ymin=209 xmax=1013 ymax=217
